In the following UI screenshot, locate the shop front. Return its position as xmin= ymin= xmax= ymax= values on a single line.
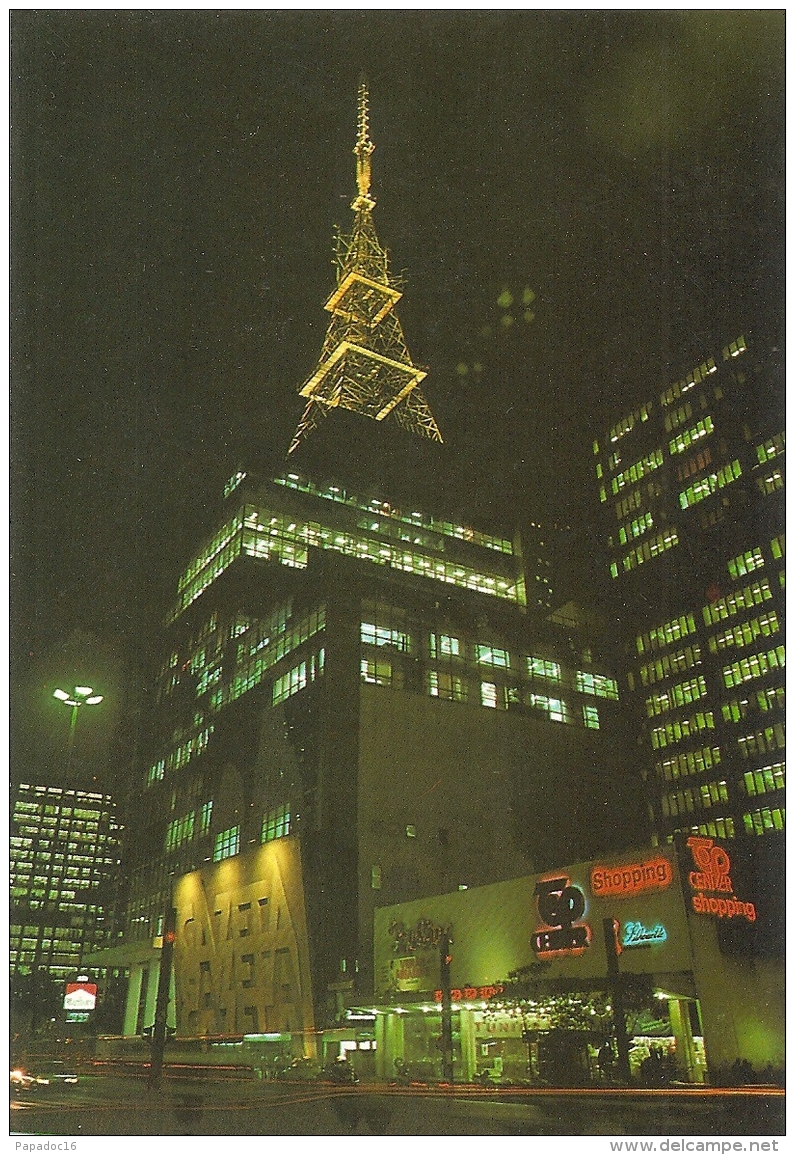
xmin=364 ymin=838 xmax=783 ymax=1086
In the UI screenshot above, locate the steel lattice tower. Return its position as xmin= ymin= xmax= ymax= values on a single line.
xmin=288 ymin=83 xmax=443 ymax=455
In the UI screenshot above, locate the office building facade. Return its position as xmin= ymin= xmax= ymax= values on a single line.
xmin=593 ymin=331 xmax=785 ymax=846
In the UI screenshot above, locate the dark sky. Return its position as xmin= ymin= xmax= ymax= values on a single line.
xmin=10 ymin=10 xmax=785 ymax=752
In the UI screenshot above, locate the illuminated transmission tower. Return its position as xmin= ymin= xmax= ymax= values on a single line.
xmin=288 ymin=83 xmax=443 ymax=455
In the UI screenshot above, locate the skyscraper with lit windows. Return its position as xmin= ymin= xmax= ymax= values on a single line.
xmin=91 ymin=87 xmax=643 ymax=1051
xmin=593 ymin=329 xmax=785 ymax=847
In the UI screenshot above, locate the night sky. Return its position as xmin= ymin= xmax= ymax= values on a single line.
xmin=10 ymin=11 xmax=785 ymax=776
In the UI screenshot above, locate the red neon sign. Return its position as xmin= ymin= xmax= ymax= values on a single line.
xmin=433 ymin=985 xmax=504 ymax=1003
xmin=685 ymin=837 xmax=756 ymax=923
xmin=590 ymin=857 xmax=673 ymax=898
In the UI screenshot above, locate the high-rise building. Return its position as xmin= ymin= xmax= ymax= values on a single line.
xmin=593 ymin=330 xmax=785 ymax=847
xmin=10 ymin=783 xmax=122 ymax=983
xmin=92 ymin=87 xmax=644 ymax=1050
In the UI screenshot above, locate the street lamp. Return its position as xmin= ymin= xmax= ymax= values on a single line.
xmin=53 ymin=685 xmax=104 ymax=776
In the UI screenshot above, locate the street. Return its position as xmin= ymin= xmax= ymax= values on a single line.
xmin=9 ymin=1070 xmax=786 ymax=1137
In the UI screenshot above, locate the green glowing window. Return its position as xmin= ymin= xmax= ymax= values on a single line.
xmin=165 ymin=812 xmax=195 ymax=852
xmin=213 ymin=825 xmax=240 ymax=862
xmin=529 ymin=694 xmax=569 ymax=723
xmin=430 ymin=633 xmax=460 ymax=658
xmin=722 ymin=335 xmax=747 ymax=360
xmin=722 ymin=645 xmax=786 ymax=689
xmin=738 ymin=725 xmax=785 ymax=758
xmin=475 ymin=645 xmax=511 ymax=668
xmin=261 ymin=804 xmax=291 ymax=843
xmin=638 ymin=644 xmax=702 ymax=686
xmin=361 ymin=623 xmax=411 ymax=652
xmin=582 ymin=704 xmax=600 ymax=730
xmin=679 ymin=459 xmax=742 ymax=510
xmin=708 ymin=611 xmax=779 ymax=653
xmin=656 ymin=745 xmax=721 ymax=782
xmin=669 ymin=417 xmax=714 ymax=455
xmin=527 ymin=657 xmax=561 ymax=682
xmin=199 ymin=801 xmax=213 ymax=837
xmin=743 ymin=763 xmax=785 ymax=798
xmin=480 ymin=682 xmax=498 ymax=709
xmin=770 ymin=534 xmax=784 ymax=560
xmin=621 ymin=529 xmax=679 ymax=572
xmin=650 ymin=711 xmax=714 ymax=750
xmin=703 ymin=579 xmax=772 ymax=625
xmin=756 ymin=433 xmax=785 ymax=464
xmin=756 ymin=470 xmax=784 ymax=496
xmin=428 ymin=671 xmax=467 ymax=702
xmin=361 ymin=658 xmax=394 ymax=687
xmin=664 ymin=402 xmax=692 ymax=433
xmin=742 ymin=807 xmax=784 ymax=836
xmin=728 ymin=548 xmax=765 ymax=581
xmin=576 ymin=671 xmax=618 ymax=700
xmin=611 ymin=448 xmax=664 ymax=495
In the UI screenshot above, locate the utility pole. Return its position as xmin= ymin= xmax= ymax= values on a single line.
xmin=439 ymin=932 xmax=454 ymax=1083
xmin=603 ymin=917 xmax=632 ymax=1084
xmin=148 ymin=903 xmax=176 ymax=1091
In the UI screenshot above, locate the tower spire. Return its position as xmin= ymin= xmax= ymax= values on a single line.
xmin=287 ymin=84 xmax=443 ymax=456
xmin=353 ymin=80 xmax=375 ymax=211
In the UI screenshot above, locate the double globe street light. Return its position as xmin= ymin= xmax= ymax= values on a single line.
xmin=53 ymin=685 xmax=104 ymax=776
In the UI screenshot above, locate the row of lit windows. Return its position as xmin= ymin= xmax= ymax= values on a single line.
xmin=611 ymin=448 xmax=664 ymax=495
xmin=665 ymin=816 xmax=735 ymax=842
xmin=743 ymin=763 xmax=785 ymax=797
xmin=679 ymin=459 xmax=742 ymax=510
xmin=660 ymin=356 xmax=718 ymax=408
xmin=646 ymin=675 xmax=707 ymax=717
xmin=614 ymin=528 xmax=679 ymax=575
xmin=650 ymin=711 xmax=714 ymax=750
xmin=708 ymin=611 xmax=779 ymax=653
xmin=274 ymin=471 xmax=515 ymax=554
xmin=727 ymin=547 xmax=765 ymax=581
xmin=655 ymin=745 xmax=721 ymax=783
xmin=722 ymin=336 xmax=747 ymax=360
xmin=147 ymin=722 xmax=213 ymax=786
xmin=722 ymin=686 xmax=785 ymax=724
xmin=738 ymin=724 xmax=785 ymax=758
xmin=669 ymin=416 xmax=714 ymax=456
xmin=211 ymin=606 xmax=326 ymax=711
xmin=756 ymin=433 xmax=785 ymax=464
xmin=661 ymin=780 xmax=728 ymax=817
xmin=756 ymin=470 xmax=784 ymax=496
xmin=636 ymin=613 xmax=697 ymax=656
xmin=703 ymin=579 xmax=773 ymax=626
xmin=272 ymin=650 xmax=325 ymax=706
xmin=743 ymin=807 xmax=784 ymax=836
xmin=165 ymin=802 xmax=212 ymax=853
xmin=618 ymin=511 xmax=653 ymax=546
xmin=637 ymin=644 xmax=702 ymax=688
xmin=722 ymin=645 xmax=785 ymax=689
xmin=604 ymin=400 xmax=653 ymax=447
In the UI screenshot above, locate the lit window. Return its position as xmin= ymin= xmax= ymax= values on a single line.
xmin=582 ymin=704 xmax=600 ymax=730
xmin=475 ymin=645 xmax=511 ymax=668
xmin=576 ymin=671 xmax=618 ymax=700
xmin=480 ymin=682 xmax=498 ymax=709
xmin=428 ymin=671 xmax=467 ymax=702
xmin=527 ymin=657 xmax=561 ymax=682
xmin=213 ymin=825 xmax=240 ymax=862
xmin=262 ymin=804 xmax=291 ymax=843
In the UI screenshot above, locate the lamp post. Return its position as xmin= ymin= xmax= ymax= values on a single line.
xmin=53 ymin=685 xmax=103 ymax=776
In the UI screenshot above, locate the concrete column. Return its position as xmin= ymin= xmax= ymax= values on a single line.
xmin=123 ymin=965 xmax=144 ymax=1038
xmin=143 ymin=960 xmax=160 ymax=1033
xmin=459 ymin=1009 xmax=477 ymax=1082
xmin=669 ymin=998 xmax=703 ymax=1084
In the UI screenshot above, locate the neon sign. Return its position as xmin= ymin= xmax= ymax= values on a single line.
xmin=532 ymin=876 xmax=591 ymax=958
xmin=686 ymin=837 xmax=756 ymax=923
xmin=433 ymin=984 xmax=504 ymax=1003
xmin=590 ymin=857 xmax=673 ymax=898
xmin=621 ymin=921 xmax=668 ymax=948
